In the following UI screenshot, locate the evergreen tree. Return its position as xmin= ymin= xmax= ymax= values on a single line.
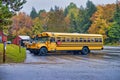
xmin=65 ymin=2 xmax=79 ymax=32
xmin=64 ymin=7 xmax=68 ymax=17
xmin=86 ymin=0 xmax=97 ymax=17
xmin=2 ymin=0 xmax=26 ymax=12
xmin=77 ymin=0 xmax=96 ymax=33
xmin=47 ymin=8 xmax=68 ymax=32
xmin=30 ymin=7 xmax=38 ymax=19
xmin=77 ymin=6 xmax=86 ymax=33
xmin=68 ymin=2 xmax=77 ymax=9
xmin=38 ymin=9 xmax=46 ymax=15
xmin=54 ymin=5 xmax=59 ymax=11
xmin=114 ymin=0 xmax=120 ymax=25
xmin=50 ymin=7 xmax=54 ymax=12
xmin=69 ymin=13 xmax=77 ymax=32
xmin=84 ymin=0 xmax=96 ymax=32
xmin=0 ymin=0 xmax=26 ymax=30
xmin=0 ymin=1 xmax=12 ymax=30
xmin=108 ymin=23 xmax=120 ymax=42
xmin=32 ymin=17 xmax=43 ymax=35
xmin=108 ymin=0 xmax=120 ymax=43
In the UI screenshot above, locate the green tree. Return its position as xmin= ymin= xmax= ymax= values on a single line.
xmin=47 ymin=7 xmax=68 ymax=32
xmin=76 ymin=6 xmax=86 ymax=33
xmin=2 ymin=0 xmax=26 ymax=12
xmin=114 ymin=0 xmax=120 ymax=25
xmin=38 ymin=9 xmax=46 ymax=16
xmin=108 ymin=0 xmax=120 ymax=43
xmin=0 ymin=0 xmax=26 ymax=31
xmin=69 ymin=13 xmax=77 ymax=32
xmin=30 ymin=7 xmax=38 ymax=19
xmin=32 ymin=17 xmax=43 ymax=35
xmin=0 ymin=1 xmax=12 ymax=30
xmin=50 ymin=7 xmax=54 ymax=12
xmin=108 ymin=23 xmax=120 ymax=42
xmin=88 ymin=5 xmax=115 ymax=39
xmin=65 ymin=2 xmax=79 ymax=32
xmin=64 ymin=7 xmax=68 ymax=17
xmin=80 ymin=0 xmax=96 ymax=33
xmin=66 ymin=2 xmax=79 ymax=19
xmin=70 ymin=0 xmax=96 ymax=33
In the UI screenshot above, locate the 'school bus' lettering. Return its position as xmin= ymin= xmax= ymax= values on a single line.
xmin=27 ymin=32 xmax=103 ymax=55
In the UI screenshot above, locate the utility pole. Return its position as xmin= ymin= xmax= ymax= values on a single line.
xmin=19 ymin=40 xmax=21 ymax=53
xmin=3 ymin=41 xmax=6 ymax=63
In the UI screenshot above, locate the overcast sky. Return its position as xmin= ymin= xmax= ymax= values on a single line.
xmin=21 ymin=0 xmax=116 ymax=15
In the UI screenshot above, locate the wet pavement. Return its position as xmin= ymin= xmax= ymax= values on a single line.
xmin=0 ymin=46 xmax=120 ymax=80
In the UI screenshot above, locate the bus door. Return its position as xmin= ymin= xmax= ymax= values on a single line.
xmin=48 ymin=37 xmax=56 ymax=51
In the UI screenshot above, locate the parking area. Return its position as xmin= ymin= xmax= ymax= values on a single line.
xmin=0 ymin=46 xmax=120 ymax=80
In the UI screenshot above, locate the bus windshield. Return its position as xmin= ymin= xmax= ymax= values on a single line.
xmin=36 ymin=37 xmax=49 ymax=43
xmin=30 ymin=37 xmax=36 ymax=42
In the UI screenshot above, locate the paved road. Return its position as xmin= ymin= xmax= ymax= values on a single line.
xmin=0 ymin=46 xmax=120 ymax=80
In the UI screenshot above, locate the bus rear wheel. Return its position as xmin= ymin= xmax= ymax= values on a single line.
xmin=81 ymin=47 xmax=90 ymax=55
xmin=38 ymin=47 xmax=47 ymax=56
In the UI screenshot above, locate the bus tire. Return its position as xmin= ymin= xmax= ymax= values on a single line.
xmin=38 ymin=47 xmax=47 ymax=56
xmin=81 ymin=47 xmax=89 ymax=55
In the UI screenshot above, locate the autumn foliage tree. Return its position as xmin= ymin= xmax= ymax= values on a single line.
xmin=88 ymin=4 xmax=116 ymax=39
xmin=10 ymin=12 xmax=33 ymax=36
xmin=32 ymin=17 xmax=43 ymax=35
xmin=10 ymin=0 xmax=118 ymax=44
xmin=47 ymin=6 xmax=68 ymax=32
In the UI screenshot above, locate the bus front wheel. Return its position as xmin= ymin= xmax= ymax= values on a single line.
xmin=38 ymin=47 xmax=47 ymax=56
xmin=81 ymin=47 xmax=90 ymax=55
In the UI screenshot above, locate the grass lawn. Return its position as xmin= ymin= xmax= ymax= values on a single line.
xmin=0 ymin=43 xmax=26 ymax=64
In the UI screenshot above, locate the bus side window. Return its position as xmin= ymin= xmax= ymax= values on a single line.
xmin=71 ymin=38 xmax=74 ymax=42
xmin=83 ymin=39 xmax=86 ymax=42
xmin=75 ymin=38 xmax=78 ymax=42
xmin=50 ymin=37 xmax=55 ymax=42
xmin=80 ymin=38 xmax=82 ymax=42
xmin=91 ymin=38 xmax=94 ymax=42
xmin=62 ymin=39 xmax=65 ymax=42
xmin=61 ymin=37 xmax=65 ymax=42
xmin=67 ymin=38 xmax=70 ymax=42
xmin=57 ymin=37 xmax=61 ymax=41
xmin=95 ymin=38 xmax=98 ymax=42
xmin=88 ymin=38 xmax=90 ymax=42
xmin=99 ymin=38 xmax=102 ymax=42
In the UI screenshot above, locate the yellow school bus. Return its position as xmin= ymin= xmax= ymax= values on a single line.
xmin=25 ymin=35 xmax=36 ymax=52
xmin=27 ymin=32 xmax=103 ymax=55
